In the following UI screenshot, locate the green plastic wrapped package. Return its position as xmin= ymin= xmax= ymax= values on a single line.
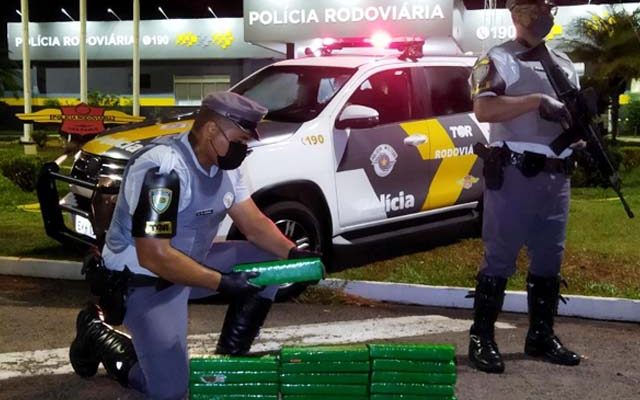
xmin=371 ymin=371 xmax=457 ymax=385
xmin=233 ymin=258 xmax=325 ymax=286
xmin=370 ymin=383 xmax=455 ymax=396
xmin=280 ymin=361 xmax=370 ymax=373
xmin=283 ymin=396 xmax=368 ymax=400
xmin=281 ymin=345 xmax=369 ymax=363
xmin=189 ymin=355 xmax=278 ymax=372
xmin=190 ymin=370 xmax=279 ymax=384
xmin=191 ymin=395 xmax=278 ymax=400
xmin=368 ymin=344 xmax=456 ymax=362
xmin=370 ymin=395 xmax=457 ymax=400
xmin=280 ymin=384 xmax=368 ymax=396
xmin=372 ymin=359 xmax=456 ymax=373
xmin=280 ymin=373 xmax=369 ymax=385
xmin=190 ymin=382 xmax=279 ymax=395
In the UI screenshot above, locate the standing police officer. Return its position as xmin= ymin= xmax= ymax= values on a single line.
xmin=469 ymin=0 xmax=581 ymax=373
xmin=69 ymin=92 xmax=316 ymax=399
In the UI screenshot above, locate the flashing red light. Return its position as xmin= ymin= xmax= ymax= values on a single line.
xmin=370 ymin=32 xmax=392 ymax=48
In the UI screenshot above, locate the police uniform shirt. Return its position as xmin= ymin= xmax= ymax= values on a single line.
xmin=471 ymin=40 xmax=579 ymax=158
xmin=102 ymin=131 xmax=251 ymax=276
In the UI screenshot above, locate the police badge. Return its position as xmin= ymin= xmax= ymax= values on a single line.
xmin=149 ymin=188 xmax=173 ymax=214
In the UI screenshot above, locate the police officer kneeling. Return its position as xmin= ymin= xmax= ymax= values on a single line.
xmin=468 ymin=0 xmax=581 ymax=373
xmin=69 ymin=92 xmax=318 ymax=399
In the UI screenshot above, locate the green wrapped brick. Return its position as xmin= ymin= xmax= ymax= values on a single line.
xmin=370 ymin=383 xmax=455 ymax=396
xmin=371 ymin=371 xmax=457 ymax=385
xmin=281 ymin=345 xmax=369 ymax=363
xmin=283 ymin=396 xmax=368 ymax=400
xmin=233 ymin=258 xmax=325 ymax=286
xmin=190 ymin=383 xmax=279 ymax=395
xmin=280 ymin=373 xmax=369 ymax=385
xmin=190 ymin=355 xmax=278 ymax=371
xmin=190 ymin=370 xmax=279 ymax=384
xmin=372 ymin=359 xmax=456 ymax=373
xmin=370 ymin=395 xmax=457 ymax=400
xmin=281 ymin=361 xmax=370 ymax=373
xmin=368 ymin=344 xmax=456 ymax=362
xmin=281 ymin=384 xmax=368 ymax=396
xmin=191 ymin=395 xmax=278 ymax=400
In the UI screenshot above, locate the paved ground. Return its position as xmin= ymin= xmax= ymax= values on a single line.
xmin=1 ymin=275 xmax=639 ymax=400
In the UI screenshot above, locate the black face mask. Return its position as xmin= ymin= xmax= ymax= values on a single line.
xmin=217 ymin=137 xmax=248 ymax=170
xmin=531 ymin=13 xmax=554 ymax=40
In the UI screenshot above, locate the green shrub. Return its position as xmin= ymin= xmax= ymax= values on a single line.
xmin=42 ymin=98 xmax=61 ymax=108
xmin=572 ymin=143 xmax=623 ymax=187
xmin=0 ymin=156 xmax=45 ymax=192
xmin=30 ymin=130 xmax=49 ymax=148
xmin=620 ymin=147 xmax=640 ymax=171
xmin=620 ymin=99 xmax=640 ymax=136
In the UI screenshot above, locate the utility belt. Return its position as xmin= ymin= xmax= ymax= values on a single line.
xmin=473 ymin=143 xmax=574 ymax=190
xmin=82 ymin=250 xmax=173 ymax=325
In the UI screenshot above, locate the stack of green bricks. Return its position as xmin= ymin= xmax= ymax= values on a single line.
xmin=189 ymin=355 xmax=279 ymax=400
xmin=279 ymin=345 xmax=371 ymax=400
xmin=369 ymin=344 xmax=457 ymax=400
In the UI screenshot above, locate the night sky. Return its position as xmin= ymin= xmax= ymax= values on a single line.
xmin=1 ymin=0 xmax=635 ymax=23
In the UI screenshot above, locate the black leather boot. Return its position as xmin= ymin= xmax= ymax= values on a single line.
xmin=215 ymin=294 xmax=272 ymax=355
xmin=468 ymin=274 xmax=508 ymax=373
xmin=69 ymin=303 xmax=138 ymax=386
xmin=525 ymin=273 xmax=580 ymax=366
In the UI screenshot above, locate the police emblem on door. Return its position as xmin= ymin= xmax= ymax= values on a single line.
xmin=150 ymin=189 xmax=172 ymax=214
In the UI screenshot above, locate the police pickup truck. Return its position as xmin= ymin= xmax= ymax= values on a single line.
xmin=38 ymin=38 xmax=489 ymax=299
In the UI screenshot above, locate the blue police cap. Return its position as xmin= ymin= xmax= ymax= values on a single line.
xmin=201 ymin=92 xmax=268 ymax=140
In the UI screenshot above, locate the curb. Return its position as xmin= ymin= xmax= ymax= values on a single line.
xmin=1 ymin=257 xmax=638 ymax=323
xmin=0 ymin=257 xmax=83 ymax=280
xmin=319 ymin=279 xmax=640 ymax=323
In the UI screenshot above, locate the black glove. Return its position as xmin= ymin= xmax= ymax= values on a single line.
xmin=539 ymin=94 xmax=572 ymax=128
xmin=288 ymin=247 xmax=322 ymax=260
xmin=217 ymin=271 xmax=262 ymax=296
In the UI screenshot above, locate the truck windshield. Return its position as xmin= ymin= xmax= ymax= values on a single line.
xmin=232 ymin=65 xmax=355 ymax=123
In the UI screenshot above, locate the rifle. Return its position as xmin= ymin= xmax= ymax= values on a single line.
xmin=519 ymin=43 xmax=634 ymax=219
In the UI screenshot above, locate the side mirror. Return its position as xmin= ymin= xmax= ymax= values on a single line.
xmin=335 ymin=104 xmax=379 ymax=130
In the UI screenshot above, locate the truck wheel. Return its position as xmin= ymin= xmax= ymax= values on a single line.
xmin=262 ymin=201 xmax=325 ymax=302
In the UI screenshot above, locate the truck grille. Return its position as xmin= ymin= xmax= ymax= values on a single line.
xmin=71 ymin=152 xmax=128 ymax=185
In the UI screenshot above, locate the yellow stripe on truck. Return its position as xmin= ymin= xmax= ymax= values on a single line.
xmin=82 ymin=120 xmax=194 ymax=155
xmin=411 ymin=118 xmax=477 ymax=210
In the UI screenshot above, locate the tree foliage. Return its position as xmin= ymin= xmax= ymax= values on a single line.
xmin=561 ymin=7 xmax=640 ymax=140
xmin=0 ymin=49 xmax=21 ymax=97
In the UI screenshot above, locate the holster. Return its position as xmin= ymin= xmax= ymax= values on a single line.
xmin=82 ymin=249 xmax=131 ymax=325
xmin=520 ymin=151 xmax=546 ymax=178
xmin=474 ymin=143 xmax=508 ymax=190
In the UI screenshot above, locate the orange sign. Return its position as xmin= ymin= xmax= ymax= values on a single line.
xmin=17 ymin=103 xmax=145 ymax=136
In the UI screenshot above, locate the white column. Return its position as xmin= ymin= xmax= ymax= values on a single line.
xmin=79 ymin=0 xmax=87 ymax=103
xmin=132 ymin=0 xmax=140 ymax=116
xmin=20 ymin=0 xmax=32 ymax=145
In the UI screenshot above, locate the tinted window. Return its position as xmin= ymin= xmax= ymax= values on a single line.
xmin=347 ymin=68 xmax=413 ymax=125
xmin=232 ymin=66 xmax=354 ymax=123
xmin=424 ymin=66 xmax=473 ymax=117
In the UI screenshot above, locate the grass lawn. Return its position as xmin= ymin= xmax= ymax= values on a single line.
xmin=0 ymin=140 xmax=639 ymax=299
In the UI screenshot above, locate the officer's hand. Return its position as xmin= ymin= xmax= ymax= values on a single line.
xmin=539 ymin=94 xmax=572 ymax=128
xmin=288 ymin=247 xmax=323 ymax=260
xmin=217 ymin=271 xmax=263 ymax=296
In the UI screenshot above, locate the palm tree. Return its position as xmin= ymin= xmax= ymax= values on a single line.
xmin=0 ymin=48 xmax=21 ymax=96
xmin=561 ymin=6 xmax=640 ymax=141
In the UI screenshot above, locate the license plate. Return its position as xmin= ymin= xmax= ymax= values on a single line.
xmin=75 ymin=215 xmax=96 ymax=239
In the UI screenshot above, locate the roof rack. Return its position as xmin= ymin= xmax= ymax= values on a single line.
xmin=304 ymin=36 xmax=425 ymax=61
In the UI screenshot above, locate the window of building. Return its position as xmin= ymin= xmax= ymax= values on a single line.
xmin=174 ymin=75 xmax=230 ymax=106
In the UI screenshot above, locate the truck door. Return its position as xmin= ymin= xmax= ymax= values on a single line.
xmin=334 ymin=67 xmax=431 ymax=228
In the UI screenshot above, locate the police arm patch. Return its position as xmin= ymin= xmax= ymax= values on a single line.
xmin=471 ymin=56 xmax=506 ymax=98
xmin=132 ymin=167 xmax=180 ymax=238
